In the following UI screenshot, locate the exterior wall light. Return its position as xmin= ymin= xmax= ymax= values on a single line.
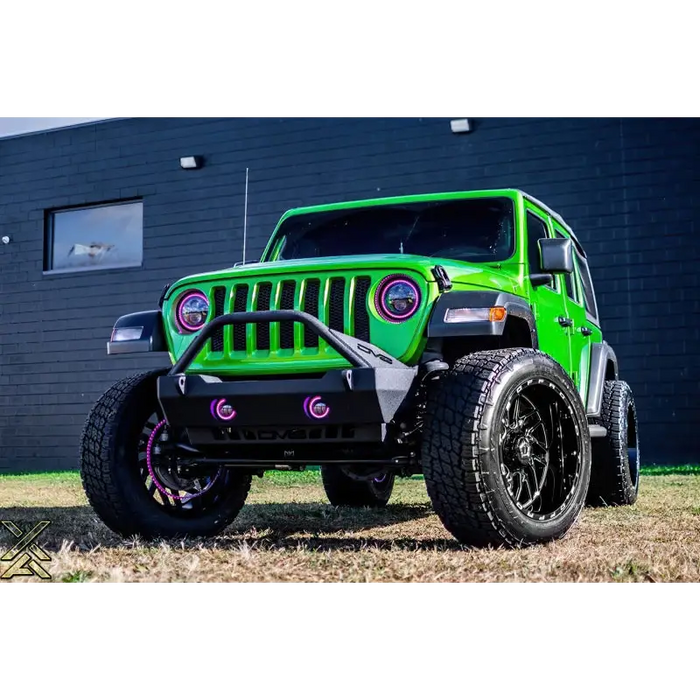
xmin=180 ymin=156 xmax=204 ymax=170
xmin=450 ymin=119 xmax=472 ymax=134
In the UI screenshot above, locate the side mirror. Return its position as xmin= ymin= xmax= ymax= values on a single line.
xmin=539 ymin=237 xmax=573 ymax=274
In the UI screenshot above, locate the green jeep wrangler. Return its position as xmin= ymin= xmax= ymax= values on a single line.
xmin=80 ymin=189 xmax=640 ymax=548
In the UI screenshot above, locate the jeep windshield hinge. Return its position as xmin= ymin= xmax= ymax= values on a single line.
xmin=431 ymin=265 xmax=453 ymax=292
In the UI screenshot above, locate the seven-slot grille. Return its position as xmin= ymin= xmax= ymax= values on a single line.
xmin=209 ymin=275 xmax=372 ymax=354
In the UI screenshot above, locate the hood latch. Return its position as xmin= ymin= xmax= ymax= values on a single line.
xmin=431 ymin=265 xmax=453 ymax=292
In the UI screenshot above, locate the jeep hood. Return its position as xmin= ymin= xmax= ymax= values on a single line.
xmin=165 ymin=254 xmax=522 ymax=299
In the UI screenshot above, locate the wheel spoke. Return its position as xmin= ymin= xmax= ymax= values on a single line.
xmin=525 ymin=405 xmax=546 ymax=435
xmin=530 ymin=435 xmax=548 ymax=452
xmin=532 ymin=453 xmax=549 ymax=469
xmin=520 ymin=476 xmax=535 ymax=510
xmin=518 ymin=407 xmax=539 ymax=428
xmin=528 ymin=462 xmax=543 ymax=496
xmin=500 ymin=416 xmax=510 ymax=441
xmin=513 ymin=472 xmax=523 ymax=501
xmin=534 ymin=458 xmax=549 ymax=494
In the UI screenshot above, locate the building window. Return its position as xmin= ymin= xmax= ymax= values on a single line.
xmin=45 ymin=200 xmax=143 ymax=273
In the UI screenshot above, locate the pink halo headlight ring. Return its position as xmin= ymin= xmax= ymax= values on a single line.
xmin=210 ymin=398 xmax=237 ymax=421
xmin=375 ymin=276 xmax=421 ymax=322
xmin=304 ymin=395 xmax=330 ymax=420
xmin=176 ymin=291 xmax=209 ymax=333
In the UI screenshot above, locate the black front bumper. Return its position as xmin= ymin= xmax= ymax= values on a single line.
xmin=156 ymin=311 xmax=418 ymax=462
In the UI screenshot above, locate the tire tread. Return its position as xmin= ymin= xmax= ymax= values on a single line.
xmin=588 ymin=380 xmax=639 ymax=506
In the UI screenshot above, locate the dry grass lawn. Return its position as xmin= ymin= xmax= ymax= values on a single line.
xmin=0 ymin=470 xmax=698 ymax=582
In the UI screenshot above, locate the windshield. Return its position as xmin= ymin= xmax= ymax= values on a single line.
xmin=269 ymin=197 xmax=515 ymax=263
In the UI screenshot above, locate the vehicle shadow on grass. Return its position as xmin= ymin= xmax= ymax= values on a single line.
xmin=220 ymin=502 xmax=468 ymax=552
xmin=0 ymin=503 xmax=465 ymax=552
xmin=0 ymin=506 xmax=124 ymax=551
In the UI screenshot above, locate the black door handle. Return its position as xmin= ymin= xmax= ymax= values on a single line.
xmin=558 ymin=316 xmax=573 ymax=328
xmin=580 ymin=326 xmax=593 ymax=337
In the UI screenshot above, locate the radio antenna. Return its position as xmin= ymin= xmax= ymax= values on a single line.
xmin=242 ymin=167 xmax=249 ymax=265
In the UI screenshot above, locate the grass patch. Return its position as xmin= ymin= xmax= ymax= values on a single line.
xmin=61 ymin=570 xmax=92 ymax=583
xmin=0 ymin=470 xmax=82 ymax=481
xmin=2 ymin=464 xmax=697 ymax=483
xmin=0 ymin=469 xmax=322 ymax=484
xmin=640 ymin=465 xmax=700 ymax=475
xmin=1 ymin=470 xmax=699 ymax=582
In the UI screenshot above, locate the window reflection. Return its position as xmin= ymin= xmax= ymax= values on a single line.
xmin=47 ymin=201 xmax=143 ymax=272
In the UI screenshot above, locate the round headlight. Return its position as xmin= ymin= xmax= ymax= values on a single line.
xmin=375 ymin=275 xmax=421 ymax=322
xmin=176 ymin=291 xmax=209 ymax=333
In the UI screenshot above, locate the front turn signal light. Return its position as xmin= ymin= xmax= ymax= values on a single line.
xmin=444 ymin=307 xmax=507 ymax=324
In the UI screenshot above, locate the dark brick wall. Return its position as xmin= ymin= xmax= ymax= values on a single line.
xmin=0 ymin=118 xmax=698 ymax=469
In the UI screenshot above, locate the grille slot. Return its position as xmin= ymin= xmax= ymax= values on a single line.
xmin=353 ymin=276 xmax=371 ymax=342
xmin=279 ymin=280 xmax=296 ymax=349
xmin=216 ymin=274 xmax=372 ymax=356
xmin=255 ymin=282 xmax=272 ymax=350
xmin=233 ymin=285 xmax=249 ymax=351
xmin=210 ymin=286 xmax=226 ymax=352
xmin=302 ymin=279 xmax=321 ymax=348
xmin=329 ymin=278 xmax=346 ymax=333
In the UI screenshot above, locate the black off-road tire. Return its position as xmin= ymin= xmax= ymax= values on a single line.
xmin=587 ymin=380 xmax=640 ymax=507
xmin=79 ymin=370 xmax=251 ymax=539
xmin=321 ymin=466 xmax=395 ymax=507
xmin=422 ymin=348 xmax=591 ymax=548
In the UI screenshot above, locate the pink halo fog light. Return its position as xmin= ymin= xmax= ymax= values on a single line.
xmin=210 ymin=398 xmax=236 ymax=421
xmin=304 ymin=395 xmax=330 ymax=420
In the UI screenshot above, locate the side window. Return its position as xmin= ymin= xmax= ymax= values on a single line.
xmin=574 ymin=249 xmax=599 ymax=321
xmin=555 ymin=231 xmax=579 ymax=303
xmin=526 ymin=212 xmax=555 ymax=290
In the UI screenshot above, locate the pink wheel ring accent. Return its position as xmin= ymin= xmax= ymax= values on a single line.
xmin=146 ymin=419 xmax=221 ymax=501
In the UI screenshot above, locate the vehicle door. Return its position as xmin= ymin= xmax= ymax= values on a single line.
xmin=525 ymin=208 xmax=572 ymax=375
xmin=553 ymin=226 xmax=590 ymax=403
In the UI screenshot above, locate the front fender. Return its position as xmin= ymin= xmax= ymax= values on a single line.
xmin=426 ymin=290 xmax=537 ymax=347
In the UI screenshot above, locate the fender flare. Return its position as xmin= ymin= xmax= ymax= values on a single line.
xmin=586 ymin=341 xmax=619 ymax=417
xmin=426 ymin=290 xmax=538 ymax=349
xmin=107 ymin=310 xmax=168 ymax=355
